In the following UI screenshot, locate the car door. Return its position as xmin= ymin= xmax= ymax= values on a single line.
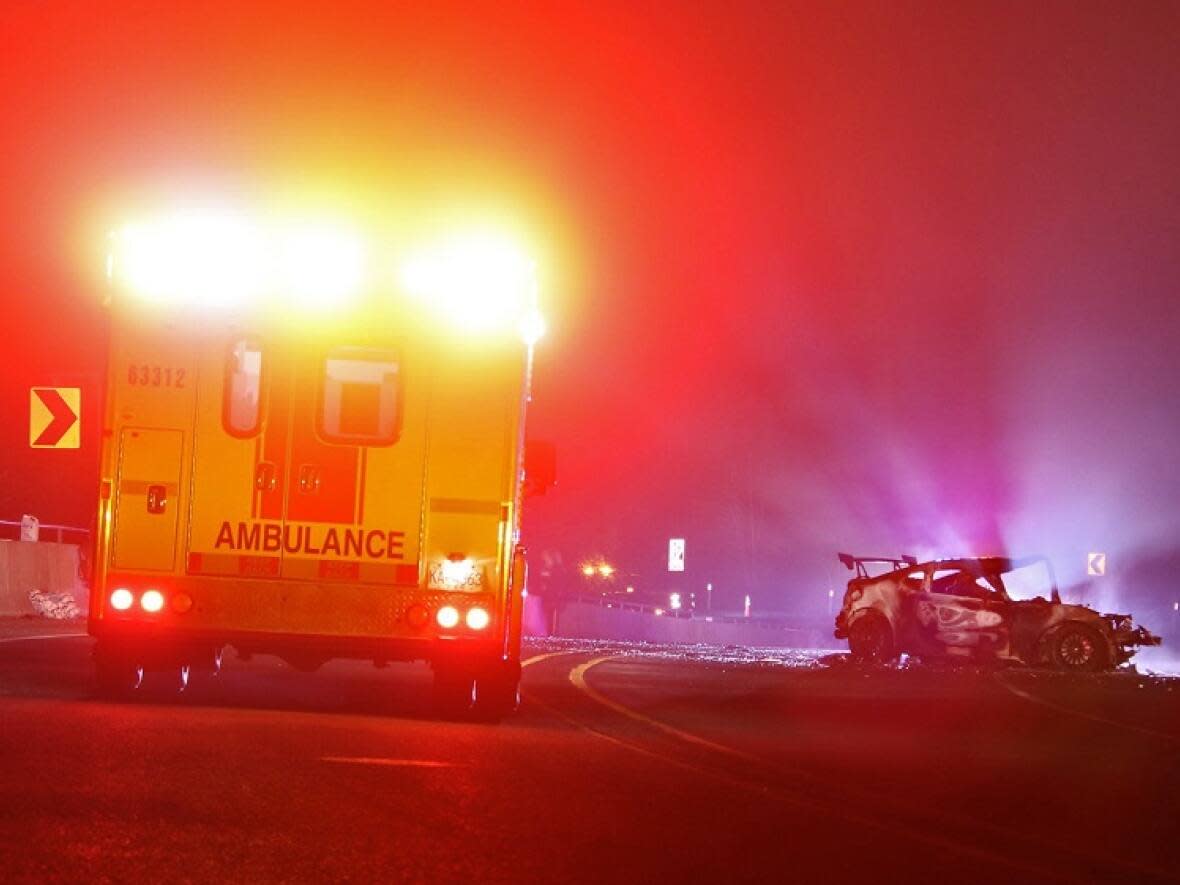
xmin=912 ymin=568 xmax=1011 ymax=659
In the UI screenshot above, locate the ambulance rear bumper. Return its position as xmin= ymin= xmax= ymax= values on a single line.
xmin=89 ymin=620 xmax=511 ymax=669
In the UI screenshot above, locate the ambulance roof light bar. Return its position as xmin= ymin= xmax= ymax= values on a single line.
xmin=107 ymin=210 xmax=367 ymax=313
xmin=111 ymin=211 xmax=268 ymax=310
xmin=107 ymin=212 xmax=544 ymax=342
xmin=397 ymin=231 xmax=543 ymax=342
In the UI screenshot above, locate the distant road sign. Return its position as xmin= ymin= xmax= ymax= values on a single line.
xmin=1087 ymin=553 xmax=1107 ymax=577
xmin=30 ymin=388 xmax=80 ymax=448
xmin=20 ymin=514 xmax=39 ymax=542
xmin=668 ymin=538 xmax=685 ymax=572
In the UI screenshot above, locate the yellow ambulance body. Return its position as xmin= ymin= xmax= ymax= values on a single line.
xmin=89 ymin=214 xmax=547 ymax=717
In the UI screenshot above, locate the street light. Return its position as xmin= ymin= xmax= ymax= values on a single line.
xmin=579 ymin=559 xmax=622 ymax=600
xmin=581 ymin=560 xmax=615 ymax=578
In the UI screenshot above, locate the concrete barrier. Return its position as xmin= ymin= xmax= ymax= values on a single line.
xmin=525 ymin=597 xmax=823 ymax=648
xmin=0 ymin=540 xmax=87 ymax=617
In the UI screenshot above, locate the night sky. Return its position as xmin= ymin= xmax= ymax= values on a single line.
xmin=2 ymin=2 xmax=1178 ymax=622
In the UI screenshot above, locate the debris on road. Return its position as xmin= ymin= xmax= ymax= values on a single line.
xmin=524 ymin=636 xmax=838 ymax=669
xmin=27 ymin=589 xmax=82 ymax=620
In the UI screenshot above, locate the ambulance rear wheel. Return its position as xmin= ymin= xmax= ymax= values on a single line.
xmin=474 ymin=663 xmax=521 ymax=721
xmin=95 ymin=654 xmax=144 ymax=698
xmin=432 ymin=667 xmax=476 ymax=718
xmin=141 ymin=664 xmax=190 ymax=697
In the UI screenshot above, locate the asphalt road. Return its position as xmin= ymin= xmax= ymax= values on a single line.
xmin=1 ymin=620 xmax=1177 ymax=883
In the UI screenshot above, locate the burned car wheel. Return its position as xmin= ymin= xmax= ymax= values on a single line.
xmin=848 ymin=613 xmax=894 ymax=663
xmin=1051 ymin=624 xmax=1108 ymax=672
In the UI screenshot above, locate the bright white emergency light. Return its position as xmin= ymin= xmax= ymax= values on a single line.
xmin=109 ymin=211 xmax=366 ymax=312
xmin=274 ymin=222 xmax=366 ymax=311
xmin=112 ymin=211 xmax=266 ymax=309
xmin=436 ymin=605 xmax=461 ymax=629
xmin=399 ymin=232 xmax=541 ymax=339
xmin=109 ymin=588 xmax=134 ymax=611
xmin=519 ymin=308 xmax=546 ymax=345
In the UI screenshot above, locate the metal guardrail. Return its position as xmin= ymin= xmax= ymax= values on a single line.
xmin=567 ymin=593 xmax=804 ymax=631
xmin=0 ymin=520 xmax=90 ymax=545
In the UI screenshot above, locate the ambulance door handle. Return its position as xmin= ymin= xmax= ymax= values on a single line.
xmin=255 ymin=462 xmax=277 ymax=492
xmin=146 ymin=485 xmax=167 ymax=515
xmin=298 ymin=465 xmax=321 ymax=494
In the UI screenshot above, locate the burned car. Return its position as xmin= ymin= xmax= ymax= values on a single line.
xmin=833 ymin=553 xmax=1161 ymax=671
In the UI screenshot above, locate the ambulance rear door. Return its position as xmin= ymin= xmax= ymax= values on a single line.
xmin=109 ymin=337 xmax=197 ymax=574
xmin=277 ymin=343 xmax=427 ymax=587
xmin=186 ymin=336 xmax=281 ymax=580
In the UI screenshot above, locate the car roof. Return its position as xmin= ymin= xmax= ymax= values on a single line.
xmin=889 ymin=555 xmax=1049 ymax=575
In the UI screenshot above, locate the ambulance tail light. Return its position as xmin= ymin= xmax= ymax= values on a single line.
xmin=109 ymin=588 xmax=134 ymax=611
xmin=436 ymin=606 xmax=461 ymax=629
xmin=465 ymin=607 xmax=490 ymax=631
xmin=140 ymin=589 xmax=165 ymax=614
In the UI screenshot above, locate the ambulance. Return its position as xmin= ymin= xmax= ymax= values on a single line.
xmin=89 ymin=210 xmax=553 ymax=718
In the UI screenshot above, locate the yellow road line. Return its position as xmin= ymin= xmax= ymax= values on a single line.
xmin=321 ymin=757 xmax=460 ymax=768
xmin=569 ymin=655 xmax=759 ymax=762
xmin=520 ymin=651 xmax=569 ymax=668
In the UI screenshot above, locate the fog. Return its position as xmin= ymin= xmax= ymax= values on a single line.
xmin=0 ymin=2 xmax=1176 ymax=634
